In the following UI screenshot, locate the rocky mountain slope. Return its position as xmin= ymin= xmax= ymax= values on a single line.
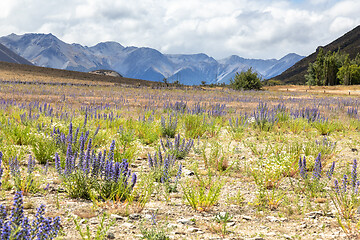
xmin=0 ymin=33 xmax=303 ymax=85
xmin=0 ymin=42 xmax=33 ymax=65
xmin=272 ymin=25 xmax=360 ymax=84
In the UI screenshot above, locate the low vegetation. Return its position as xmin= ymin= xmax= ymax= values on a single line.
xmin=0 ymin=76 xmax=360 ymax=239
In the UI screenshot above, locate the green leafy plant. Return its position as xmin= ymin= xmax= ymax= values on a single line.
xmin=182 ymin=168 xmax=224 ymax=211
xmin=214 ymin=212 xmax=233 ymax=236
xmin=32 ymin=134 xmax=56 ymax=164
xmin=183 ymin=114 xmax=207 ymax=138
xmin=73 ymin=213 xmax=116 ymax=240
xmin=9 ymin=155 xmax=42 ymax=194
xmin=140 ymin=213 xmax=169 ymax=240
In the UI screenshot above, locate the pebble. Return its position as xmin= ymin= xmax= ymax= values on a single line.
xmin=187 ymin=227 xmax=203 ymax=233
xmin=107 ymin=232 xmax=115 ymax=239
xmin=241 ymin=215 xmax=252 ymax=221
xmin=122 ymin=222 xmax=135 ymax=229
xmin=129 ymin=213 xmax=142 ymax=220
xmin=283 ymin=234 xmax=291 ymax=239
xmin=306 ymin=211 xmax=323 ymax=219
xmin=177 ymin=218 xmax=195 ymax=225
xmin=266 ymin=216 xmax=279 ymax=222
xmin=110 ymin=214 xmax=125 ymax=221
xmin=227 ymin=222 xmax=236 ymax=227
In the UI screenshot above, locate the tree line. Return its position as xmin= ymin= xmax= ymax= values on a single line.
xmin=305 ymin=48 xmax=360 ymax=86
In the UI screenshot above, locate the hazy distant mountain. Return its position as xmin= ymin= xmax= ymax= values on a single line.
xmin=0 ymin=42 xmax=32 ymax=65
xmin=273 ymin=25 xmax=360 ymax=84
xmin=0 ymin=33 xmax=303 ymax=85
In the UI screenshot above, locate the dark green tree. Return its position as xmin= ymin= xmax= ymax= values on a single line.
xmin=230 ymin=68 xmax=262 ymax=90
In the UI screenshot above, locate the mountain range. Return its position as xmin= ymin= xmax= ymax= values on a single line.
xmin=0 ymin=42 xmax=33 ymax=65
xmin=273 ymin=25 xmax=360 ymax=84
xmin=0 ymin=33 xmax=304 ymax=85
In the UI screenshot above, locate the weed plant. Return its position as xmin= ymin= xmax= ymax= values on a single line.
xmin=9 ymin=155 xmax=41 ymax=193
xmin=182 ymin=168 xmax=224 ymax=211
xmin=73 ymin=213 xmax=115 ymax=240
xmin=160 ymin=114 xmax=177 ymax=138
xmin=183 ymin=114 xmax=207 ymax=138
xmin=253 ymin=102 xmax=277 ymax=131
xmin=160 ymin=134 xmax=193 ymax=159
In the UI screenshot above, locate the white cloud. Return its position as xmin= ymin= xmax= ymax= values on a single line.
xmin=0 ymin=0 xmax=359 ymax=59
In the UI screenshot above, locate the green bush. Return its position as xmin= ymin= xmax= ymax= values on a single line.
xmin=230 ymin=68 xmax=262 ymax=90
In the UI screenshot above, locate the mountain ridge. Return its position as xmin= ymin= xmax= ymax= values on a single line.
xmin=0 ymin=42 xmax=33 ymax=65
xmin=272 ymin=25 xmax=360 ymax=84
xmin=0 ymin=33 xmax=304 ymax=85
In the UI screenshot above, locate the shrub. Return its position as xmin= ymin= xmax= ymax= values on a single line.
xmin=230 ymin=68 xmax=262 ymax=90
xmin=56 ymin=140 xmax=137 ymax=200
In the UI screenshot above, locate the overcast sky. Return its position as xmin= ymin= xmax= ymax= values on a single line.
xmin=0 ymin=0 xmax=359 ymax=59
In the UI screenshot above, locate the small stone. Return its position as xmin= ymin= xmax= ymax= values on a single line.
xmin=241 ymin=215 xmax=252 ymax=221
xmin=187 ymin=227 xmax=203 ymax=233
xmin=299 ymin=223 xmax=307 ymax=229
xmin=248 ymin=237 xmax=265 ymax=240
xmin=283 ymin=234 xmax=291 ymax=239
xmin=122 ymin=222 xmax=135 ymax=229
xmin=183 ymin=169 xmax=195 ymax=176
xmin=266 ymin=232 xmax=277 ymax=236
xmin=168 ymin=223 xmax=179 ymax=229
xmin=111 ymin=214 xmax=125 ymax=221
xmin=177 ymin=218 xmax=195 ymax=225
xmin=227 ymin=221 xmax=236 ymax=227
xmin=306 ymin=211 xmax=323 ymax=219
xmin=266 ymin=216 xmax=279 ymax=222
xmin=279 ymin=217 xmax=288 ymax=222
xmin=107 ymin=232 xmax=115 ymax=239
xmin=129 ymin=213 xmax=142 ymax=220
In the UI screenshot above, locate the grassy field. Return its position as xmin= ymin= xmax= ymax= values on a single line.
xmin=1 ymin=68 xmax=360 ymax=239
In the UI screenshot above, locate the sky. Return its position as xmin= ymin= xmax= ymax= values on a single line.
xmin=0 ymin=0 xmax=359 ymax=60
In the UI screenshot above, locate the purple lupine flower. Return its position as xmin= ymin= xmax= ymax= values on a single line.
xmin=0 ymin=152 xmax=3 ymax=187
xmin=92 ymin=151 xmax=102 ymax=178
xmin=73 ymin=127 xmax=80 ymax=145
xmin=9 ymin=156 xmax=20 ymax=177
xmin=83 ymin=139 xmax=92 ymax=174
xmin=352 ymin=159 xmax=357 ymax=188
xmin=27 ymin=155 xmax=36 ymax=174
xmin=64 ymin=143 xmax=73 ymax=175
xmin=326 ymin=161 xmax=335 ymax=180
xmin=54 ymin=152 xmax=61 ymax=174
xmin=161 ymin=157 xmax=170 ymax=183
xmin=1 ymin=221 xmax=11 ymax=239
xmin=313 ymin=153 xmax=322 ymax=179
xmin=108 ymin=140 xmax=115 ymax=162
xmin=148 ymin=153 xmax=153 ymax=168
xmin=93 ymin=126 xmax=100 ymax=138
xmin=10 ymin=191 xmax=24 ymax=226
xmin=83 ymin=111 xmax=88 ymax=127
xmin=299 ymin=156 xmax=307 ymax=179
xmin=112 ymin=162 xmax=121 ymax=182
xmin=343 ymin=175 xmax=348 ymax=193
xmin=175 ymin=163 xmax=182 ymax=183
xmin=67 ymin=122 xmax=73 ymax=144
xmin=78 ymin=133 xmax=85 ymax=168
xmin=131 ymin=173 xmax=137 ymax=189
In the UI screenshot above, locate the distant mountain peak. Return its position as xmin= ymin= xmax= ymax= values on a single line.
xmin=0 ymin=33 xmax=304 ymax=85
